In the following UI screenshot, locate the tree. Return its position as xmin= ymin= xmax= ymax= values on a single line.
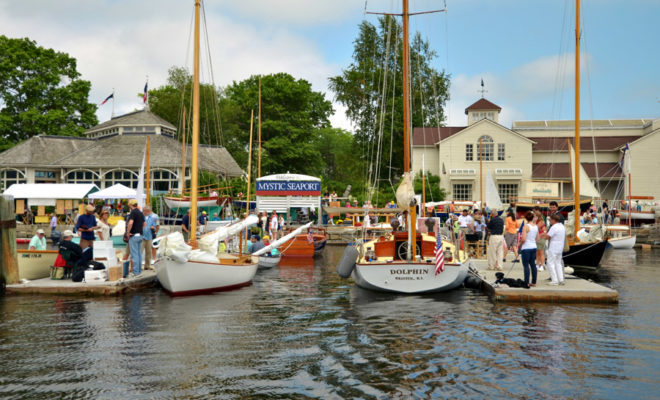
xmin=0 ymin=35 xmax=98 ymax=145
xmin=221 ymin=73 xmax=334 ymax=176
xmin=413 ymin=171 xmax=446 ymax=203
xmin=329 ymin=17 xmax=450 ymax=181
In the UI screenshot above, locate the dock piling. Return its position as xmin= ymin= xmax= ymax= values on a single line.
xmin=1 ymin=194 xmax=19 ymax=287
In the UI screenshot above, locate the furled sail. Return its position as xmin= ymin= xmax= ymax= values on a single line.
xmin=485 ymin=169 xmax=503 ymax=210
xmin=396 ymin=171 xmax=416 ymax=209
xmin=568 ymin=143 xmax=600 ymax=198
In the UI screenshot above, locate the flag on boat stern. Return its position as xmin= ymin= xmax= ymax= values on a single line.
xmin=434 ymin=231 xmax=445 ymax=274
xmin=99 ymin=93 xmax=113 ymax=106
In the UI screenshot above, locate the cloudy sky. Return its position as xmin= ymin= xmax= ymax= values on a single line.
xmin=1 ymin=0 xmax=658 ymax=130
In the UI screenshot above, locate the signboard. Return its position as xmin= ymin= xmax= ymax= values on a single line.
xmin=526 ymin=181 xmax=559 ymax=198
xmin=256 ymin=180 xmax=321 ymax=196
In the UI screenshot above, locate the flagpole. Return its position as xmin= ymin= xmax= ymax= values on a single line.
xmin=111 ymin=88 xmax=115 ymax=118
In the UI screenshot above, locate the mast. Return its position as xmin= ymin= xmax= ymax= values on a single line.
xmin=189 ymin=0 xmax=200 ymax=247
xmin=573 ymin=0 xmax=581 ymax=239
xmin=246 ymin=110 xmax=254 ymax=214
xmin=258 ymin=77 xmax=262 ymax=178
xmin=146 ymin=136 xmax=151 ymax=205
xmin=180 ymin=106 xmax=187 ymax=194
xmin=627 ymin=149 xmax=632 ymax=234
xmin=480 ymin=137 xmax=483 ymax=207
xmin=402 ymin=0 xmax=410 ymax=173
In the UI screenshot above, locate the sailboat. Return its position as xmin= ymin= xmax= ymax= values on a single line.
xmin=336 ymin=1 xmax=469 ymax=294
xmin=607 ymin=145 xmax=636 ymax=249
xmin=154 ymin=0 xmax=257 ymax=295
xmin=561 ymin=0 xmax=609 ymax=268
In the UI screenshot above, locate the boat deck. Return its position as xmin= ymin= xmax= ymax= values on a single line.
xmin=6 ymin=270 xmax=157 ymax=296
xmin=470 ymin=256 xmax=618 ymax=304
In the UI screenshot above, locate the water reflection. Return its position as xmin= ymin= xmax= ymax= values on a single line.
xmin=0 ymin=247 xmax=657 ymax=399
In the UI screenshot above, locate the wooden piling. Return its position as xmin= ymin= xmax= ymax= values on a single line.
xmin=1 ymin=195 xmax=19 ymax=286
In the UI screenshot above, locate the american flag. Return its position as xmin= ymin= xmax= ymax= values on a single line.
xmin=434 ymin=231 xmax=445 ymax=275
xmin=307 ymin=229 xmax=314 ymax=244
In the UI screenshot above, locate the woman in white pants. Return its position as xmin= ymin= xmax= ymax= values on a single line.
xmin=542 ymin=213 xmax=566 ymax=285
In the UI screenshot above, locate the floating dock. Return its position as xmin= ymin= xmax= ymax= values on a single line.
xmin=469 ymin=257 xmax=618 ymax=304
xmin=5 ymin=270 xmax=157 ymax=296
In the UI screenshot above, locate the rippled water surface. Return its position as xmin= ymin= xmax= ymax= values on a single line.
xmin=1 ymin=247 xmax=659 ymax=399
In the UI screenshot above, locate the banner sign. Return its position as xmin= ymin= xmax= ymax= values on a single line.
xmin=526 ymin=181 xmax=559 ymax=198
xmin=256 ymin=181 xmax=321 ymax=196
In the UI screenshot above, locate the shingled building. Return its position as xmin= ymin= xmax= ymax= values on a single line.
xmin=0 ymin=109 xmax=243 ymax=193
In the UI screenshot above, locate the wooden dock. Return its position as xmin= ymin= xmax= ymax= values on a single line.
xmin=469 ymin=257 xmax=618 ymax=304
xmin=6 ymin=270 xmax=157 ymax=296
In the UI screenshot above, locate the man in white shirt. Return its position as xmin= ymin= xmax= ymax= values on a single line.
xmin=542 ymin=213 xmax=566 ymax=285
xmin=457 ymin=209 xmax=474 ymax=234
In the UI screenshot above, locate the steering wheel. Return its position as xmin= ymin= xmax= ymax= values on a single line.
xmin=396 ymin=241 xmax=420 ymax=260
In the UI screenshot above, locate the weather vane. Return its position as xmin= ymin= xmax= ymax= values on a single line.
xmin=478 ymin=78 xmax=488 ymax=98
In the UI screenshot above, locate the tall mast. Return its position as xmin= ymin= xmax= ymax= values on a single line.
xmin=181 ymin=106 xmax=187 ymax=194
xmin=189 ymin=0 xmax=201 ymax=246
xmin=146 ymin=136 xmax=151 ymax=205
xmin=258 ymin=77 xmax=262 ymax=178
xmin=573 ymin=0 xmax=581 ymax=239
xmin=402 ymin=0 xmax=410 ymax=173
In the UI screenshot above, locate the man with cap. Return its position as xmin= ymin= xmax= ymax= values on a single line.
xmin=75 ymin=204 xmax=98 ymax=250
xmin=29 ymin=228 xmax=47 ymax=250
xmin=249 ymin=234 xmax=265 ymax=254
xmin=125 ymin=199 xmax=145 ymax=276
xmin=142 ymin=205 xmax=159 ymax=269
xmin=486 ymin=209 xmax=505 ymax=271
xmin=59 ymin=230 xmax=84 ymax=279
xmin=198 ymin=210 xmax=209 ymax=226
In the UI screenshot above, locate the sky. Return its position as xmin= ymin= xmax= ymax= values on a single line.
xmin=1 ymin=0 xmax=658 ymax=131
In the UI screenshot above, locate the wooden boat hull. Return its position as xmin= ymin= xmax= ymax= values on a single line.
xmin=563 ymin=239 xmax=609 ymax=268
xmin=155 ymin=255 xmax=257 ymax=296
xmin=163 ymin=195 xmax=220 ymax=209
xmin=279 ymin=233 xmax=327 ymax=258
xmin=353 ymin=261 xmax=468 ymax=294
xmin=17 ymin=250 xmax=59 ymax=280
xmin=607 ymin=235 xmax=636 ymax=249
xmin=258 ymin=255 xmax=281 ymax=268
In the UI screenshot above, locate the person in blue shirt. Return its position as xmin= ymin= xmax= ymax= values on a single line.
xmin=181 ymin=210 xmax=190 ymax=242
xmin=142 ymin=206 xmax=159 ymax=269
xmin=75 ymin=204 xmax=97 ymax=250
xmin=198 ymin=211 xmax=208 ymax=226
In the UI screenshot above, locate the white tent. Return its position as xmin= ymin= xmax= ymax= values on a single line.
xmin=88 ymin=183 xmax=137 ymax=200
xmin=4 ymin=183 xmax=99 ymax=206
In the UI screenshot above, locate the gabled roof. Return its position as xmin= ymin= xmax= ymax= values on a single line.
xmin=465 ymin=98 xmax=501 ymax=114
xmin=412 ymin=126 xmax=466 ymax=146
xmin=530 ymin=136 xmax=640 ymax=151
xmin=439 ymin=118 xmax=536 ymax=144
xmin=85 ymin=109 xmax=176 ymax=134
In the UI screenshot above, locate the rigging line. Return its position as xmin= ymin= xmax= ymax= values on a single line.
xmin=580 ymin=12 xmax=601 ymax=195
xmin=388 ymin=22 xmax=399 ymax=189
xmin=201 ymin=1 xmax=223 ymax=148
xmin=551 ymin=0 xmax=570 ymax=119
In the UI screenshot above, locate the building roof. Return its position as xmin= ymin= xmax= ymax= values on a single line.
xmin=513 ymin=119 xmax=654 ymax=130
xmin=412 ymin=126 xmax=466 ymax=146
xmin=4 ymin=183 xmax=99 ymax=199
xmin=465 ymin=98 xmax=501 ymax=114
xmin=85 ymin=108 xmax=176 ymax=135
xmin=0 ymin=135 xmax=93 ymax=168
xmin=0 ymin=134 xmax=243 ymax=177
xmin=530 ymin=136 xmax=640 ymax=151
xmin=532 ymin=162 xmax=623 ymax=180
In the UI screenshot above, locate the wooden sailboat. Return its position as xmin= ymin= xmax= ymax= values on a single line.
xmin=562 ymin=0 xmax=608 ymax=268
xmin=17 ymin=249 xmax=58 ymax=280
xmin=608 ymin=146 xmax=636 ymax=249
xmin=337 ymin=1 xmax=468 ymax=294
xmin=155 ymin=0 xmax=257 ymax=295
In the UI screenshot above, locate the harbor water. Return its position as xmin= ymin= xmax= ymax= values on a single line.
xmin=1 ymin=247 xmax=658 ymax=399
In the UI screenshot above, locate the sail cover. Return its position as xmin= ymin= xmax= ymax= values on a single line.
xmin=568 ymin=143 xmax=600 ymax=198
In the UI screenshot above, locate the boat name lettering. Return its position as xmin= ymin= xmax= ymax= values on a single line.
xmin=390 ymin=268 xmax=429 ymax=275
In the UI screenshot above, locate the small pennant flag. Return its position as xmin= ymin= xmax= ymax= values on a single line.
xmin=142 ymin=82 xmax=148 ymax=103
xmin=620 ymin=143 xmax=630 ymax=170
xmin=99 ymin=93 xmax=113 ymax=106
xmin=434 ymin=230 xmax=445 ymax=275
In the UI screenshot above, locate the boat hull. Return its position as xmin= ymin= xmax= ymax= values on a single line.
xmin=279 ymin=234 xmax=327 ymax=258
xmin=563 ymin=239 xmax=609 ymax=268
xmin=17 ymin=250 xmax=59 ymax=280
xmin=155 ymin=256 xmax=257 ymax=296
xmin=258 ymin=255 xmax=281 ymax=268
xmin=353 ymin=261 xmax=468 ymax=294
xmin=618 ymin=211 xmax=655 ymax=221
xmin=607 ymin=235 xmax=636 ymax=249
xmin=163 ymin=196 xmax=220 ymax=209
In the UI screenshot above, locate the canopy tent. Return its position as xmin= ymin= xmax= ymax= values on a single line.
xmin=88 ymin=183 xmax=139 ymax=200
xmin=4 ymin=183 xmax=99 ymax=206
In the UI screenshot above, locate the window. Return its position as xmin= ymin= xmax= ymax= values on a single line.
xmin=104 ymin=169 xmax=138 ymax=189
xmin=35 ymin=171 xmax=56 ymax=179
xmin=465 ymin=144 xmax=473 ymax=161
xmin=64 ymin=169 xmax=100 ymax=187
xmin=151 ymin=169 xmax=179 ymax=193
xmin=497 ymin=143 xmax=505 ymax=161
xmin=0 ymin=169 xmax=26 ymax=191
xmin=476 ymin=135 xmax=494 ymax=161
xmin=498 ymin=184 xmax=518 ymax=204
xmin=453 ymin=184 xmax=472 ymax=201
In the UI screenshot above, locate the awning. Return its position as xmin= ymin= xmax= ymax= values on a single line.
xmin=4 ymin=183 xmax=99 ymax=206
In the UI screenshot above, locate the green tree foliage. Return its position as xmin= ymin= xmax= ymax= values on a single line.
xmin=413 ymin=171 xmax=446 ymax=203
xmin=220 ymin=73 xmax=334 ymax=176
xmin=0 ymin=35 xmax=98 ymax=145
xmin=329 ymin=17 xmax=450 ymax=181
xmin=148 ymin=66 xmax=223 ymax=147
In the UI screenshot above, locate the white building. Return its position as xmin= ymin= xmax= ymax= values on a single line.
xmin=413 ymin=98 xmax=660 ymax=203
